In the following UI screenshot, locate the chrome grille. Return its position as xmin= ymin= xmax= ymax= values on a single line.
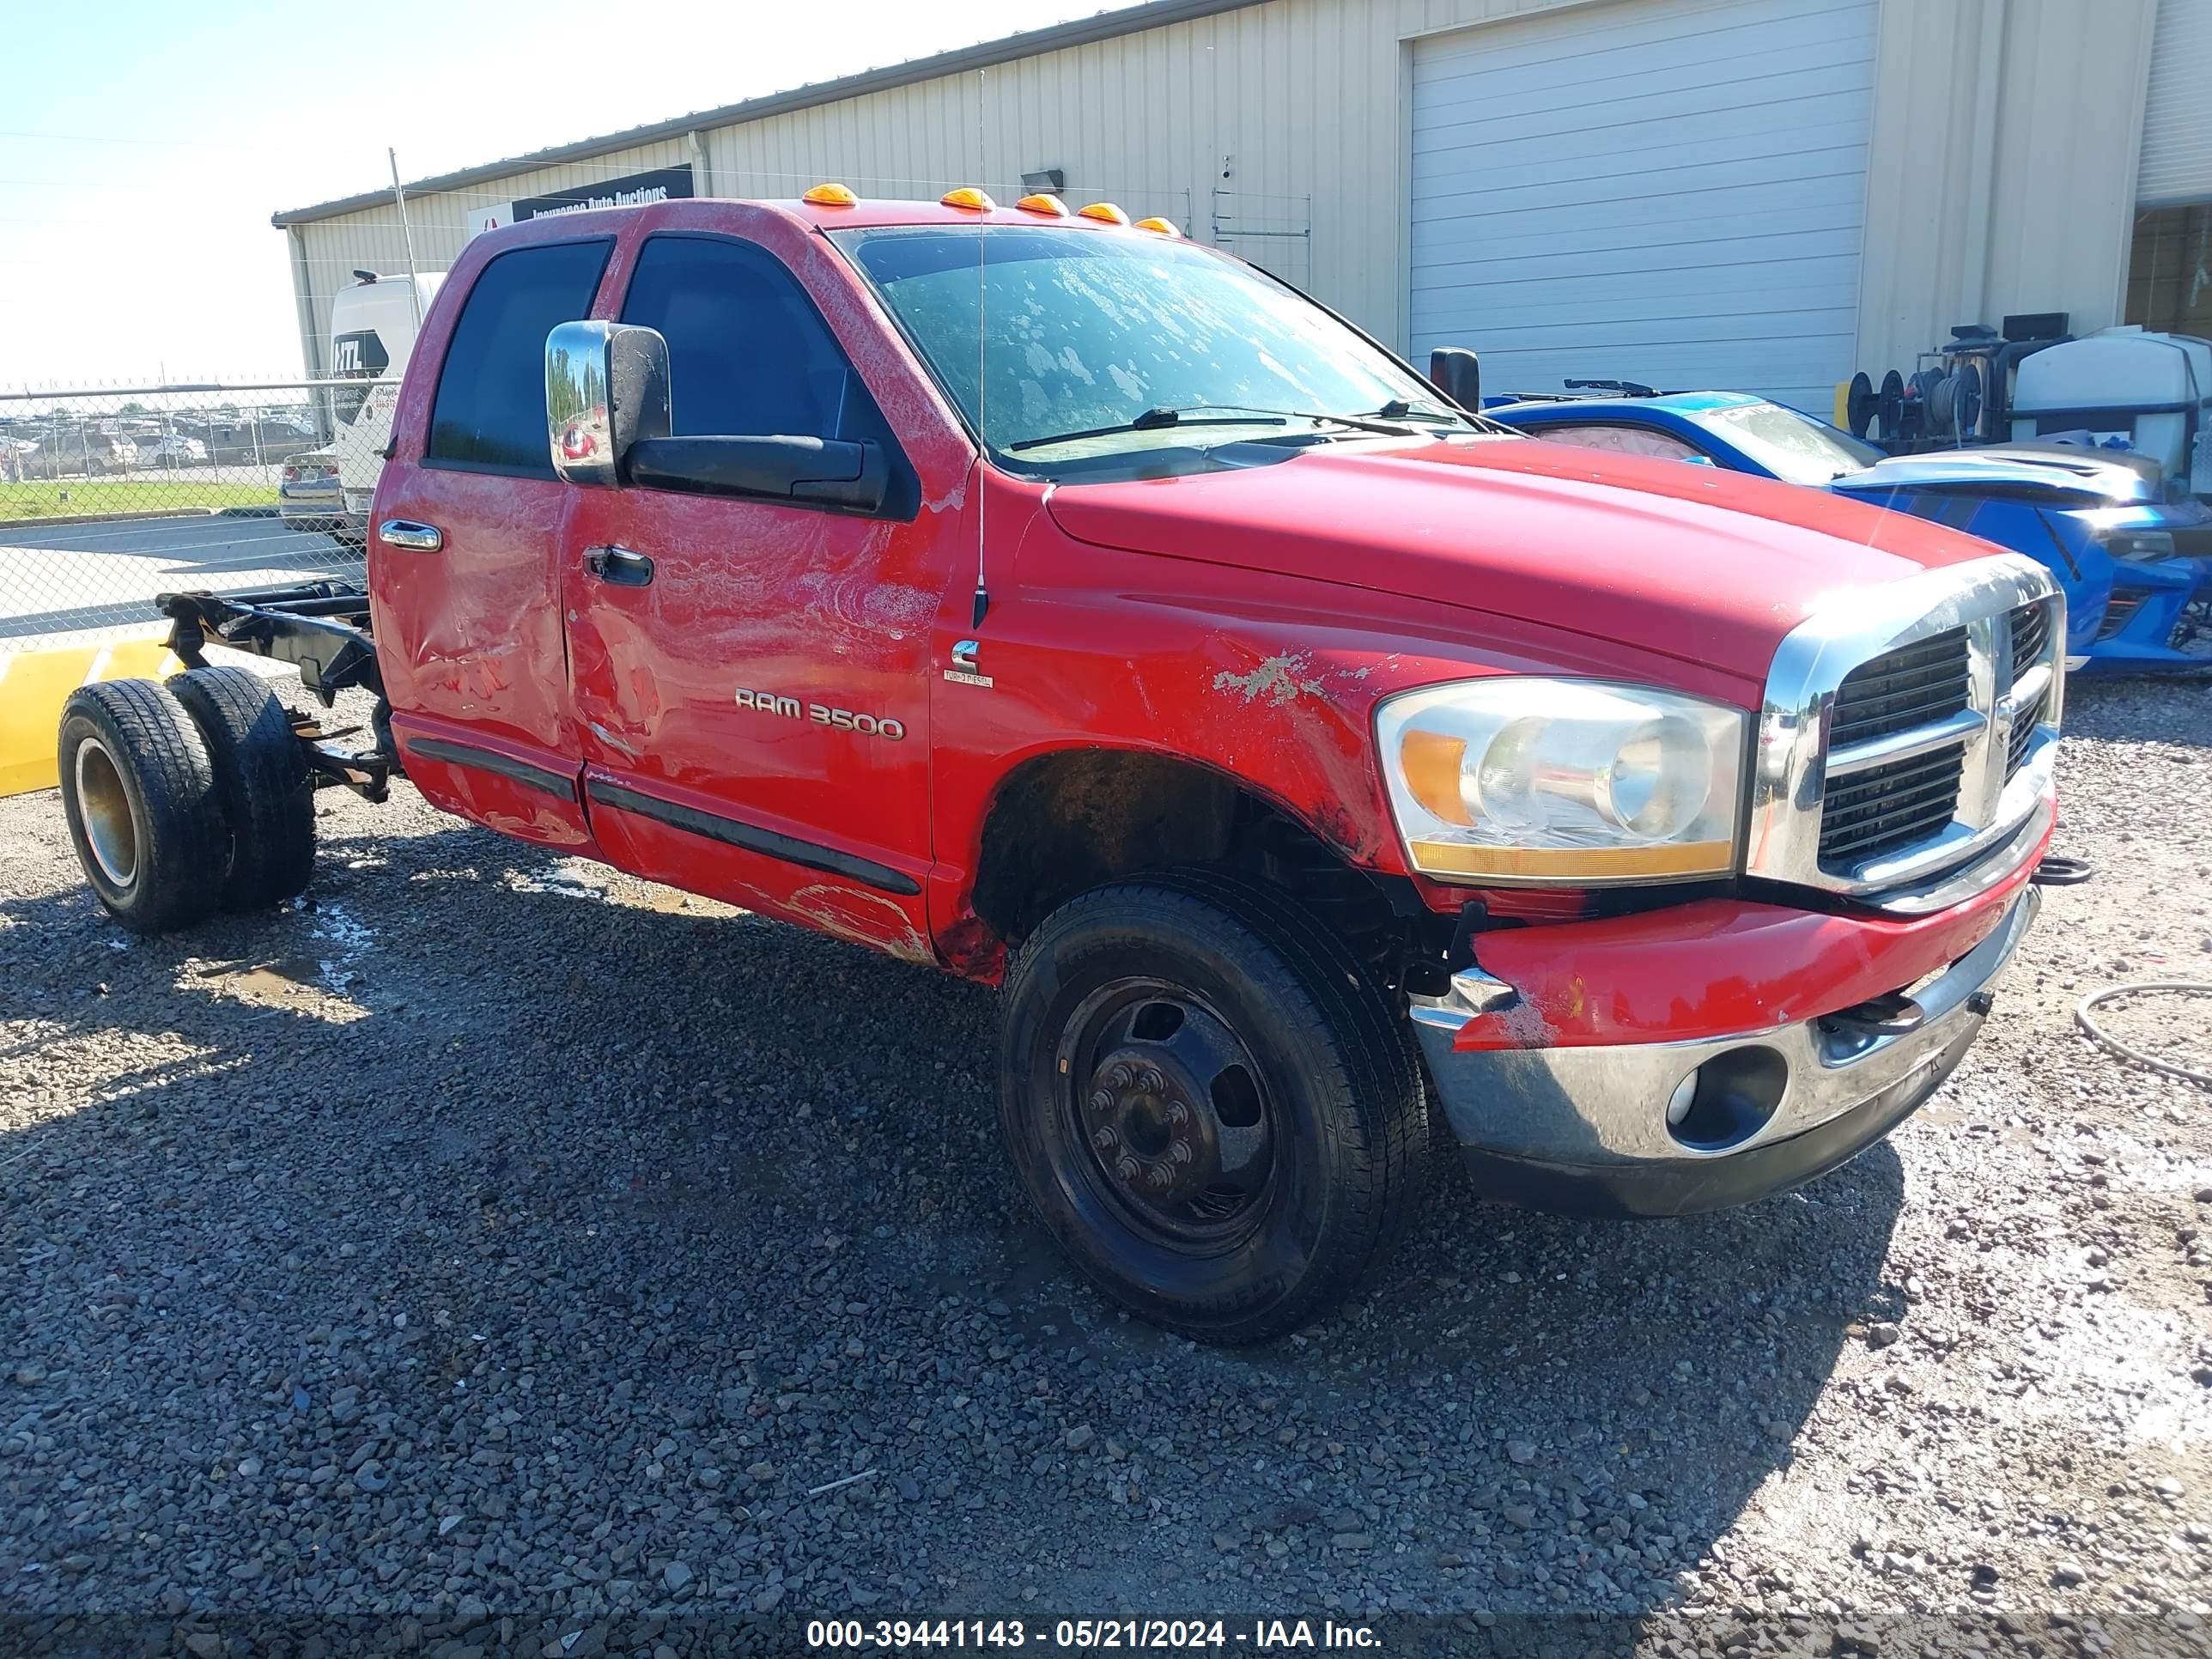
xmin=1747 ymin=556 xmax=2063 ymax=910
xmin=2010 ymin=600 xmax=2050 ymax=676
xmin=1828 ymin=627 xmax=1971 ymax=748
xmin=2006 ymin=598 xmax=2054 ymax=781
xmin=1818 ymin=741 xmax=1966 ymax=866
xmin=2007 ymin=687 xmax=2045 ymax=778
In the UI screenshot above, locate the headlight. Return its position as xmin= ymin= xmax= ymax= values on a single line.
xmin=1375 ymin=678 xmax=1747 ymax=884
xmin=2101 ymin=528 xmax=2174 ymax=562
xmin=2076 ymin=507 xmax=2179 ymax=562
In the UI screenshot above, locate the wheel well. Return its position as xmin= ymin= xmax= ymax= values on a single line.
xmin=971 ymin=750 xmax=1419 ymax=988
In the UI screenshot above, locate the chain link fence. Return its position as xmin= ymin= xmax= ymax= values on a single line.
xmin=0 ymin=380 xmax=383 ymax=652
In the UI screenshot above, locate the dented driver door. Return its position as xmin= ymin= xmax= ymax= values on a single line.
xmin=560 ymin=226 xmax=958 ymax=960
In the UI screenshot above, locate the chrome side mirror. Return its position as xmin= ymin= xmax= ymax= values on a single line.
xmin=545 ymin=320 xmax=672 ymax=486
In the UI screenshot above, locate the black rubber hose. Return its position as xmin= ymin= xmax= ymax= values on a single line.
xmin=2075 ymin=983 xmax=2212 ymax=1088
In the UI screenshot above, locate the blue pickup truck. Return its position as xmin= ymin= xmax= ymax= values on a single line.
xmin=1487 ymin=388 xmax=2207 ymax=675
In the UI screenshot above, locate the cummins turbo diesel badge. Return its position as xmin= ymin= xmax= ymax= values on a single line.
xmin=734 ymin=686 xmax=905 ymax=740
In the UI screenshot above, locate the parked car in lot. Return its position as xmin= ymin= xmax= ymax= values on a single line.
xmin=1487 ymin=388 xmax=2206 ymax=674
xmin=20 ymin=428 xmax=141 ymax=478
xmin=57 ymin=193 xmax=2069 ymax=1343
xmin=143 ymin=434 xmax=210 ymax=468
xmin=1826 ymin=447 xmax=2205 ymax=676
xmin=277 ymin=450 xmax=357 ymax=540
xmin=200 ymin=416 xmax=323 ymax=468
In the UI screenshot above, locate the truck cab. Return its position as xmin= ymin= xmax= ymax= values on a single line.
xmin=61 ymin=191 xmax=2063 ymax=1344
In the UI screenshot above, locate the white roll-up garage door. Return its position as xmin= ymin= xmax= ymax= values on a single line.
xmin=2139 ymin=0 xmax=2212 ymax=208
xmin=1410 ymin=0 xmax=1877 ymax=414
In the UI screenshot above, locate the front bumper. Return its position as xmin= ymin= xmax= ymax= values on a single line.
xmin=1410 ymin=884 xmax=2039 ymax=1218
xmin=2075 ymin=556 xmax=2204 ymax=675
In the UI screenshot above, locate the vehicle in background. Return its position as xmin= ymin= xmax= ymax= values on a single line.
xmin=197 ymin=416 xmax=323 ymax=468
xmin=1826 ymin=449 xmax=2206 ymax=676
xmin=328 ymin=270 xmax=443 ymax=525
xmin=277 ymin=450 xmax=350 ymax=538
xmin=1488 ymin=389 xmax=2207 ymax=674
xmin=18 ymin=428 xmax=141 ymax=478
xmin=557 ymin=404 xmax=606 ymax=462
xmin=59 ymin=195 xmax=2067 ymax=1345
xmin=143 ymin=435 xmax=210 ymax=469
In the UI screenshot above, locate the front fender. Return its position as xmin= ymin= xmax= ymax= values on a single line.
xmin=923 ymin=483 xmax=1767 ymax=968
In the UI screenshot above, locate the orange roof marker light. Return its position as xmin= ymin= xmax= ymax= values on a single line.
xmin=802 ymin=182 xmax=858 ymax=207
xmin=1015 ymin=192 xmax=1070 ymax=216
xmin=1133 ymin=216 xmax=1182 ymax=236
xmin=1078 ymin=202 xmax=1130 ymax=225
xmin=941 ymin=186 xmax=997 ymax=210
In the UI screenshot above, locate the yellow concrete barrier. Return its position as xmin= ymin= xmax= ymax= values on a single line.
xmin=0 ymin=635 xmax=182 ymax=799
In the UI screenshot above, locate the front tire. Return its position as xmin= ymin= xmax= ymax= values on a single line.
xmin=1000 ymin=870 xmax=1428 ymax=1344
xmin=57 ymin=680 xmax=228 ymax=935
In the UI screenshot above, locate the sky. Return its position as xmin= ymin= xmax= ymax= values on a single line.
xmin=0 ymin=0 xmax=1105 ymax=390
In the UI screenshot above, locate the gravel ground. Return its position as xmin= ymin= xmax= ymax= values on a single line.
xmin=3 ymin=675 xmax=2209 ymax=1658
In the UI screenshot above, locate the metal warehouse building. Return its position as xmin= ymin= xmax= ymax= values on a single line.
xmin=273 ymin=0 xmax=2212 ymax=414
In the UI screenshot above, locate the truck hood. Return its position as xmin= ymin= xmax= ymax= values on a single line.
xmin=1045 ymin=436 xmax=2000 ymax=680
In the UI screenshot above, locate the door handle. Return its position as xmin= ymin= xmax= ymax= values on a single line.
xmin=378 ymin=519 xmax=443 ymax=552
xmin=583 ymin=544 xmax=655 ymax=586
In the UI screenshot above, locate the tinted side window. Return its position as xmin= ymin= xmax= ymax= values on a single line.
xmin=620 ymin=235 xmax=879 ymax=444
xmin=427 ymin=240 xmax=612 ymax=476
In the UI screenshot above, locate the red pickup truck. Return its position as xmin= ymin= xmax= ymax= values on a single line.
xmin=58 ymin=191 xmax=2063 ymax=1343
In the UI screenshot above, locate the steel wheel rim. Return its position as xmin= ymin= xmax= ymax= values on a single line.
xmin=1056 ymin=977 xmax=1279 ymax=1251
xmin=75 ymin=735 xmax=138 ymax=890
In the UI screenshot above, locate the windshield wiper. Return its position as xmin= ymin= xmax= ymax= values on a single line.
xmin=1374 ymin=398 xmax=1467 ymax=424
xmin=1006 ymin=407 xmax=1286 ymax=452
xmin=1371 ymin=397 xmax=1513 ymax=434
xmin=1170 ymin=403 xmax=1436 ymax=438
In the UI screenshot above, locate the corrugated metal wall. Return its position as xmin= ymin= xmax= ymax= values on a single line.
xmin=289 ymin=0 xmax=1592 ymax=368
xmin=290 ymin=0 xmax=2163 ymax=398
xmin=1853 ymin=0 xmax=2155 ymax=386
xmin=698 ymin=0 xmax=1595 ymax=337
xmin=2137 ymin=0 xmax=2212 ymax=209
xmin=1407 ymin=0 xmax=1879 ymax=410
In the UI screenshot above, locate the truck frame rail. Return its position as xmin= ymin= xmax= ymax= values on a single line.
xmin=155 ymin=581 xmax=395 ymax=800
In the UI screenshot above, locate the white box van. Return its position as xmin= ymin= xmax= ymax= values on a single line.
xmin=328 ymin=270 xmax=444 ymax=522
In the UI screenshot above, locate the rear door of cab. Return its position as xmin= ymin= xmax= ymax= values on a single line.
xmin=369 ymin=229 xmax=617 ymax=848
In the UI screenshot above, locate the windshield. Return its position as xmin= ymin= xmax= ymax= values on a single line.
xmin=1690 ymin=400 xmax=1882 ymax=485
xmin=830 ymin=225 xmax=1455 ymax=474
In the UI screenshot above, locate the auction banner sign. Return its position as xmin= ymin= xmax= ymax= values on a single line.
xmin=470 ymin=164 xmax=695 ymax=239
